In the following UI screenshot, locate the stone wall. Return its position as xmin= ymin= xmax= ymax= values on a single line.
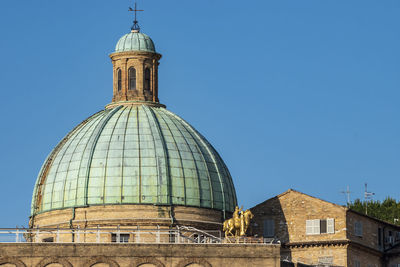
xmin=347 ymin=210 xmax=400 ymax=253
xmin=387 ymin=253 xmax=400 ymax=267
xmin=347 ymin=245 xmax=382 ymax=267
xmin=283 ymin=245 xmax=348 ymax=266
xmin=347 ymin=211 xmax=381 ymax=252
xmin=251 ymin=190 xmax=347 ymax=243
xmin=251 ymin=190 xmax=349 ymax=266
xmin=0 ymin=243 xmax=280 ymax=267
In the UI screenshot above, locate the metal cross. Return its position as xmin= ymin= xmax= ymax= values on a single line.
xmin=129 ymin=2 xmax=144 ymax=31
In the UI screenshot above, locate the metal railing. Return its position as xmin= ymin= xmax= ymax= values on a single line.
xmin=0 ymin=227 xmax=274 ymax=245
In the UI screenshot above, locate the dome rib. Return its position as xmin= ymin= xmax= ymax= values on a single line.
xmin=60 ymin=113 xmax=104 ymax=209
xmin=152 ymin=107 xmax=188 ymax=206
xmin=160 ymin=109 xmax=215 ymax=209
xmin=120 ymin=106 xmax=133 ymax=203
xmin=164 ymin=109 xmax=226 ymax=212
xmin=48 ymin=119 xmax=88 ymax=210
xmin=157 ymin=109 xmax=203 ymax=207
xmin=72 ymin=113 xmax=107 ymax=207
xmin=142 ymin=105 xmax=171 ymax=205
xmin=50 ymin=115 xmax=100 ymax=210
xmin=85 ymin=107 xmax=122 ymax=206
xmin=135 ymin=107 xmax=142 ymax=202
xmin=102 ymin=107 xmax=127 ymax=204
xmin=31 ymin=111 xmax=104 ymax=213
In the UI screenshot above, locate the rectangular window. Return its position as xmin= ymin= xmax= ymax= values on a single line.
xmin=354 ymin=260 xmax=361 ymax=267
xmin=263 ymin=219 xmax=275 ymax=237
xmin=388 ymin=231 xmax=394 ymax=244
xmin=42 ymin=237 xmax=54 ymax=242
xmin=355 ymin=221 xmax=363 ymax=237
xmin=306 ymin=219 xmax=320 ymax=235
xmin=169 ymin=231 xmax=176 ymax=243
xmin=306 ymin=218 xmax=334 ymax=235
xmin=327 ymin=218 xmax=335 ymax=233
xmin=111 ymin=233 xmax=130 ymax=243
xmin=318 ymin=256 xmax=333 ymax=265
xmin=320 ymin=219 xmax=327 ymax=234
xmin=378 ymin=227 xmax=382 ymax=247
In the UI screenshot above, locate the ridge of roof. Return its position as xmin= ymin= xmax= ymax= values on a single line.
xmin=250 ymin=188 xmax=346 ymax=211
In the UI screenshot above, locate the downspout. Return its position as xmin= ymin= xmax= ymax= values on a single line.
xmin=169 ymin=206 xmax=175 ymax=226
xmin=69 ymin=207 xmax=76 ymax=242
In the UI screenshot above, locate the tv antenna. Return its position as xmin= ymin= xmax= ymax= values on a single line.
xmin=364 ymin=183 xmax=375 ymax=215
xmin=340 ymin=185 xmax=352 ymax=206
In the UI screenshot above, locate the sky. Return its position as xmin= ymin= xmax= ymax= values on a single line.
xmin=0 ymin=0 xmax=399 ymax=227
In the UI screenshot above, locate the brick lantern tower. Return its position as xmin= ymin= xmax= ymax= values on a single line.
xmin=109 ymin=29 xmax=162 ymax=106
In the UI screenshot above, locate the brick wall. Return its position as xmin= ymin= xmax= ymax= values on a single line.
xmin=251 ymin=190 xmax=347 ymax=243
xmin=0 ymin=243 xmax=281 ymax=267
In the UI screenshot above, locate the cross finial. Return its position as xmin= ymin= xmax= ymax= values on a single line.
xmin=129 ymin=2 xmax=144 ymax=32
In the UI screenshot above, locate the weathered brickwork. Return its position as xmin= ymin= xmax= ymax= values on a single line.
xmin=347 ymin=245 xmax=382 ymax=267
xmin=30 ymin=205 xmax=225 ymax=243
xmin=251 ymin=190 xmax=347 ymax=244
xmin=0 ymin=243 xmax=281 ymax=267
xmin=387 ymin=252 xmax=400 ymax=267
xmin=284 ymin=245 xmax=348 ymax=266
xmin=110 ymin=51 xmax=161 ymax=103
xmin=251 ymin=189 xmax=400 ymax=266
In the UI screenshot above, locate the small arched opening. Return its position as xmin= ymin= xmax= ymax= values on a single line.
xmin=117 ymin=69 xmax=122 ymax=91
xmin=129 ymin=67 xmax=136 ymax=90
xmin=144 ymin=68 xmax=151 ymax=91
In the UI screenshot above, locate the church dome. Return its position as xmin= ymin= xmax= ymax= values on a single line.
xmin=31 ymin=105 xmax=237 ymax=216
xmin=115 ymin=31 xmax=156 ymax=53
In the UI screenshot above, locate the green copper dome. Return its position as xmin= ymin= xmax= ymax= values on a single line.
xmin=31 ymin=105 xmax=237 ymax=215
xmin=115 ymin=31 xmax=156 ymax=53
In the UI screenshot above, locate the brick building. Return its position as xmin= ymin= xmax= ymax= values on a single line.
xmin=251 ymin=189 xmax=400 ymax=266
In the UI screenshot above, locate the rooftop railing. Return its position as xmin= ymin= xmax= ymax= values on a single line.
xmin=0 ymin=226 xmax=277 ymax=245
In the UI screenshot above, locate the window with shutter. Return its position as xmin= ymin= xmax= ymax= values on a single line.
xmin=327 ymin=218 xmax=335 ymax=234
xmin=312 ymin=219 xmax=320 ymax=234
xmin=306 ymin=220 xmax=313 ymax=235
xmin=306 ymin=219 xmax=320 ymax=235
xmin=263 ymin=219 xmax=275 ymax=237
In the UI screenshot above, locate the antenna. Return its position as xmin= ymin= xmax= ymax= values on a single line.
xmin=340 ymin=185 xmax=352 ymax=206
xmin=129 ymin=1 xmax=144 ymax=32
xmin=364 ymin=183 xmax=375 ymax=215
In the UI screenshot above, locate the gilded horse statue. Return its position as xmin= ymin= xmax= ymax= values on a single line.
xmin=223 ymin=206 xmax=254 ymax=238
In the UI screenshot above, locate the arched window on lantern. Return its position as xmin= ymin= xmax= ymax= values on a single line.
xmin=117 ymin=69 xmax=122 ymax=91
xmin=128 ymin=67 xmax=136 ymax=90
xmin=144 ymin=68 xmax=151 ymax=91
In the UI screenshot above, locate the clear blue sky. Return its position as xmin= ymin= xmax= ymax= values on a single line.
xmin=0 ymin=1 xmax=399 ymax=227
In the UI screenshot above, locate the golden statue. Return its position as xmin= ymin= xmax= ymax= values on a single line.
xmin=223 ymin=206 xmax=254 ymax=238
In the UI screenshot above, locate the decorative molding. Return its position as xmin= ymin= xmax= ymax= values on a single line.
xmin=176 ymin=258 xmax=212 ymax=267
xmin=83 ymin=256 xmax=119 ymax=267
xmin=131 ymin=257 xmax=165 ymax=267
xmin=36 ymin=257 xmax=73 ymax=267
xmin=0 ymin=257 xmax=27 ymax=267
